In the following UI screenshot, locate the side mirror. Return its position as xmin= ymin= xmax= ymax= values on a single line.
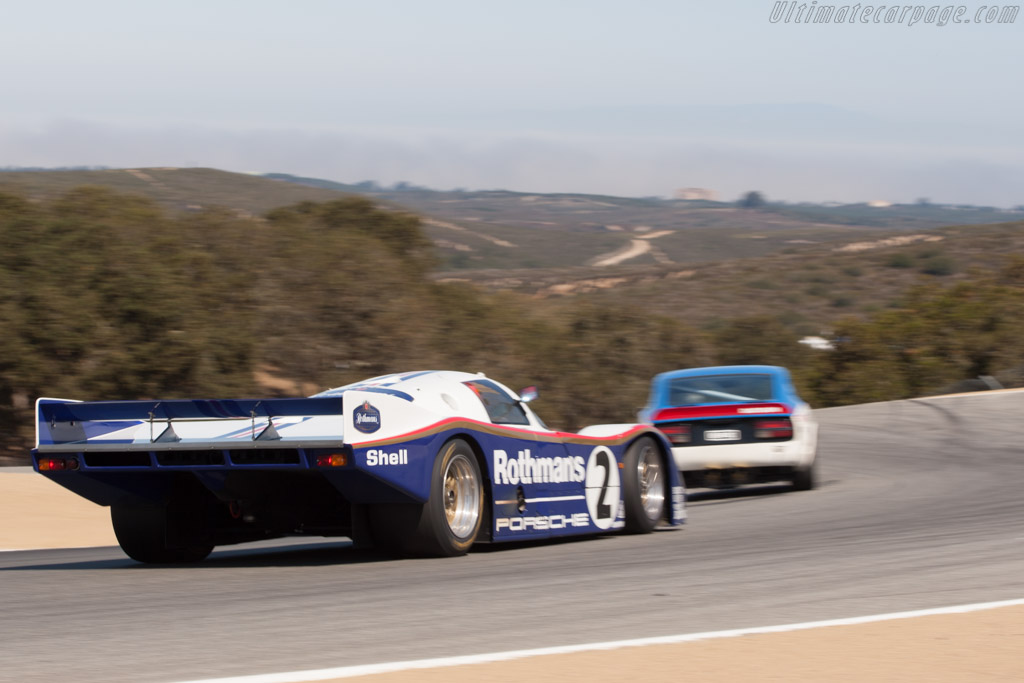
xmin=518 ymin=386 xmax=539 ymax=403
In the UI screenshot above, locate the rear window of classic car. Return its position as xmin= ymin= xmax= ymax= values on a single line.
xmin=668 ymin=374 xmax=773 ymax=405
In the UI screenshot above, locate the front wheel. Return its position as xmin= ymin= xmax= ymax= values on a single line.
xmin=622 ymin=436 xmax=666 ymax=533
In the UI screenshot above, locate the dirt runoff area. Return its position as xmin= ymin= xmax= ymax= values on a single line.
xmin=0 ymin=469 xmax=117 ymax=549
xmin=342 ymin=605 xmax=1024 ymax=683
xmin=3 ymin=470 xmax=1023 ymax=683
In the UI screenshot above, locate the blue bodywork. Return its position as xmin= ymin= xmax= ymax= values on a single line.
xmin=639 ymin=365 xmax=800 ymax=422
xmin=33 ymin=387 xmax=685 ymax=550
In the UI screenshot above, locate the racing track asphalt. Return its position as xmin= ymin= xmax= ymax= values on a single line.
xmin=1 ymin=392 xmax=1023 ymax=683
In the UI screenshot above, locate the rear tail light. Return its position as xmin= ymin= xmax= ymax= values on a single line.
xmin=38 ymin=457 xmax=80 ymax=472
xmin=755 ymin=418 xmax=793 ymax=439
xmin=658 ymin=424 xmax=691 ymax=445
xmin=315 ymin=453 xmax=348 ymax=467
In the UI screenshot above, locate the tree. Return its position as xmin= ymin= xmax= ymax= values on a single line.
xmin=738 ymin=191 xmax=766 ymax=209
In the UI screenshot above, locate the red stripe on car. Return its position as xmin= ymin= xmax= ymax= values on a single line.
xmin=651 ymin=402 xmax=792 ymax=421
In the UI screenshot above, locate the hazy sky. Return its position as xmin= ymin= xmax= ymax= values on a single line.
xmin=2 ymin=0 xmax=1021 ymax=205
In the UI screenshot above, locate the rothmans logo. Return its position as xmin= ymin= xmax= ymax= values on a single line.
xmin=353 ymin=401 xmax=381 ymax=434
xmin=493 ymin=449 xmax=585 ymax=485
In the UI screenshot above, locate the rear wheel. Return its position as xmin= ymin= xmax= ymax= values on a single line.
xmin=622 ymin=436 xmax=666 ymax=533
xmin=370 ymin=438 xmax=484 ymax=557
xmin=111 ymin=502 xmax=213 ymax=563
xmin=791 ymin=457 xmax=817 ymax=491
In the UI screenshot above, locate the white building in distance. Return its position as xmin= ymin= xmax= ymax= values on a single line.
xmin=674 ymin=188 xmax=718 ymax=201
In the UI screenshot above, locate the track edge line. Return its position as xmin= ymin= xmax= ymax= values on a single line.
xmin=174 ymin=597 xmax=1024 ymax=683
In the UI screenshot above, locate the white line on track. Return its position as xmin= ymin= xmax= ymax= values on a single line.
xmin=175 ymin=597 xmax=1024 ymax=683
xmin=918 ymin=387 xmax=1024 ymax=400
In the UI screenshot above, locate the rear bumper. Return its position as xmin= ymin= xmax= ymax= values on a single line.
xmin=671 ymin=439 xmax=813 ymax=471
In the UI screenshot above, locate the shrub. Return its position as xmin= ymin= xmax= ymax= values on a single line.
xmin=919 ymin=254 xmax=956 ymax=276
xmin=831 ymin=295 xmax=854 ymax=308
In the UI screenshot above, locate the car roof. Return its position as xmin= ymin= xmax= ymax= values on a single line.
xmin=653 ymin=365 xmax=788 ymax=383
xmin=314 ymin=370 xmax=491 ymax=398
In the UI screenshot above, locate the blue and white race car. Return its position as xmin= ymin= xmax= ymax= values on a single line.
xmin=33 ymin=370 xmax=685 ymax=562
xmin=639 ymin=365 xmax=818 ymax=491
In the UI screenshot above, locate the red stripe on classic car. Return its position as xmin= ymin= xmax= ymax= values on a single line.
xmin=650 ymin=402 xmax=792 ymax=422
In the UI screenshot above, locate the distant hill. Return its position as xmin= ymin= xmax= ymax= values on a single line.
xmin=4 ymin=167 xmax=1020 ymax=274
xmin=267 ymin=172 xmax=1024 ymax=272
xmin=458 ymin=220 xmax=1024 ymax=335
xmin=0 ymin=167 xmax=351 ymax=216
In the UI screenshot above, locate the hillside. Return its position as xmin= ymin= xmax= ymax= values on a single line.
xmin=3 ymin=173 xmax=1024 ymax=465
xmin=270 ymin=172 xmax=1024 ymax=271
xmin=0 ymin=186 xmax=710 ymax=462
xmin=0 ymin=167 xmax=351 ymax=216
xmin=6 ymin=168 xmax=1019 ymax=275
xmin=446 ymin=221 xmax=1024 ymax=335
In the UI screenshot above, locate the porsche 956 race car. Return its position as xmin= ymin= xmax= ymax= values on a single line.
xmin=33 ymin=370 xmax=685 ymax=562
xmin=639 ymin=365 xmax=818 ymax=491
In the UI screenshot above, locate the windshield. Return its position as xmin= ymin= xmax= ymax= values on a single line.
xmin=464 ymin=379 xmax=530 ymax=426
xmin=667 ymin=374 xmax=773 ymax=405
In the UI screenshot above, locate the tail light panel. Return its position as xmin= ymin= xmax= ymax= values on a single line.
xmin=755 ymin=418 xmax=793 ymax=439
xmin=658 ymin=423 xmax=692 ymax=445
xmin=315 ymin=453 xmax=349 ymax=467
xmin=37 ymin=456 xmax=80 ymax=472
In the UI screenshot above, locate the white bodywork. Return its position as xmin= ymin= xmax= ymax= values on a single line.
xmin=315 ymin=370 xmax=556 ymax=444
xmin=670 ymin=403 xmax=818 ymax=472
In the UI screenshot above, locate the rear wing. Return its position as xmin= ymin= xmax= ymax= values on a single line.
xmin=35 ymin=396 xmax=346 ymax=452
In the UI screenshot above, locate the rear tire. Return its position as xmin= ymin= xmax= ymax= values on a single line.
xmin=111 ymin=503 xmax=214 ymax=564
xmin=370 ymin=438 xmax=484 ymax=557
xmin=622 ymin=436 xmax=666 ymax=533
xmin=791 ymin=457 xmax=817 ymax=491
